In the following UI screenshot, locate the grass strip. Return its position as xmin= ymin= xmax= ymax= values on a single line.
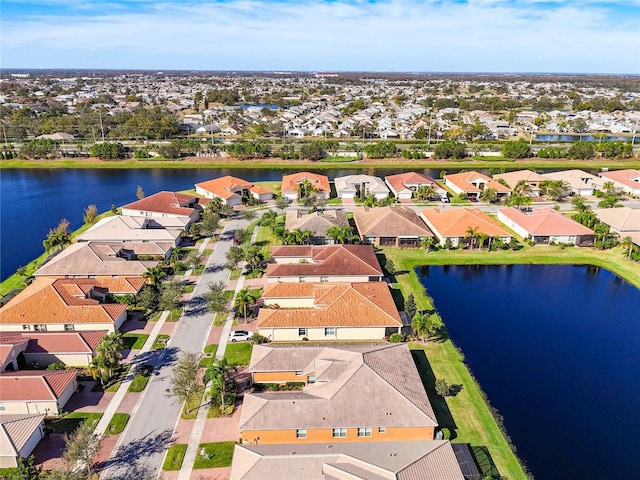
xmin=162 ymin=444 xmax=188 ymax=470
xmin=193 ymin=442 xmax=235 ymax=469
xmin=105 ymin=413 xmax=129 ymax=435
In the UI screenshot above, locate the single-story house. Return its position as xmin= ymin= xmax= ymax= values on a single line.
xmin=542 ymin=170 xmax=605 ymax=196
xmin=77 ymin=215 xmax=184 ymax=246
xmin=599 ymin=169 xmax=640 ymax=196
xmin=593 ymin=207 xmax=640 ymax=246
xmin=281 ymin=172 xmax=331 ymax=201
xmin=493 ymin=170 xmax=546 ymax=196
xmin=284 ymin=210 xmax=350 ymax=245
xmin=353 ymin=206 xmax=434 ymax=247
xmin=194 ymin=176 xmax=273 ymax=206
xmin=0 ymin=278 xmax=128 ymax=333
xmin=0 ymin=335 xmax=29 ymax=372
xmin=497 ymin=208 xmax=594 ymax=246
xmin=0 ymin=370 xmax=78 ymax=415
xmin=229 ymin=441 xmax=472 ymax=480
xmin=0 ymin=414 xmax=46 ymax=468
xmin=420 ymin=208 xmax=513 ymax=248
xmin=34 ymin=241 xmax=172 ymax=279
xmin=256 ymin=282 xmax=402 ymax=342
xmin=265 ymin=244 xmax=383 ymax=283
xmin=121 ymin=191 xmax=201 ymax=224
xmin=384 ymin=172 xmax=447 ymax=200
xmin=444 ymin=171 xmax=511 ymax=199
xmin=239 ymin=343 xmax=438 ymax=444
xmin=334 ymin=174 xmax=390 ymax=200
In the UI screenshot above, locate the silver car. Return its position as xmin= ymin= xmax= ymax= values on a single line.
xmin=228 ymin=330 xmax=252 ymax=342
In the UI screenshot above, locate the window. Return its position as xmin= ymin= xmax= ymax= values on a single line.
xmin=333 ymin=428 xmax=347 ymax=438
xmin=307 ymin=376 xmax=316 ymax=384
xmin=64 ymin=324 xmax=74 ymax=331
xmin=378 ymin=427 xmax=386 ymax=433
xmin=299 ymin=276 xmax=306 ymax=283
xmin=296 ymin=429 xmax=307 ymax=439
xmin=324 ymin=327 xmax=336 ymax=337
xmin=22 ymin=325 xmax=30 ymax=331
xmin=298 ymin=328 xmax=307 ymax=337
xmin=357 ymin=427 xmax=372 ymax=437
xmin=0 ymin=402 xmax=5 ymax=411
xmin=320 ymin=276 xmax=328 ymax=283
xmin=88 ymin=275 xmax=96 ymax=279
xmin=295 ymin=371 xmax=303 ymax=376
xmin=34 ymin=324 xmax=47 ymax=332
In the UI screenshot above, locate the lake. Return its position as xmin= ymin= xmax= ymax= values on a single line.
xmin=417 ymin=264 xmax=640 ymax=480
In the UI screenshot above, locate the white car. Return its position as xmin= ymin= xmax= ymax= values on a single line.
xmin=228 ymin=330 xmax=252 ymax=342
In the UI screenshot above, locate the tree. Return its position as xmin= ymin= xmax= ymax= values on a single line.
xmin=501 ymin=139 xmax=531 ymax=159
xmin=297 ymin=178 xmax=315 ymax=199
xmin=405 ymin=294 xmax=417 ymax=319
xmin=89 ymin=142 xmax=127 ymax=159
xmin=234 ymin=228 xmax=250 ymax=245
xmin=234 ymin=287 xmax=259 ymax=322
xmin=411 ymin=312 xmax=438 ymax=343
xmin=385 ymin=259 xmax=396 ymax=276
xmin=513 ymin=179 xmax=532 ymax=197
xmin=43 ymin=219 xmax=71 ymax=253
xmin=480 ymin=187 xmax=498 ymax=204
xmin=414 ymin=185 xmax=436 ymax=202
xmin=299 ymin=141 xmax=327 ymax=161
xmin=62 ymin=420 xmax=102 ymax=477
xmin=159 ymin=281 xmax=185 ymax=312
xmin=241 ymin=209 xmax=257 ymax=221
xmin=205 ymin=358 xmax=233 ymax=415
xmin=204 ymin=281 xmax=228 ymax=314
xmin=136 ymin=185 xmax=145 ymax=199
xmin=226 ymin=245 xmax=245 ymax=270
xmin=168 ymin=352 xmax=202 ymax=413
xmin=508 ymin=194 xmax=532 ymax=210
xmin=137 ymin=284 xmax=159 ymax=311
xmin=326 ymin=225 xmax=357 ymax=244
xmin=435 ymin=378 xmax=451 ymax=397
xmin=571 ymin=195 xmax=589 ymax=213
xmin=90 ymin=332 xmax=124 ymax=385
xmin=465 ymin=226 xmax=479 ymax=250
xmin=4 ymin=455 xmax=42 ymax=480
xmin=567 ymin=141 xmax=596 ymax=159
xmin=434 ymin=141 xmax=466 ymax=159
xmin=82 ymin=204 xmax=98 ymax=225
xmin=20 ymin=138 xmax=61 ymax=159
xmin=260 ymin=210 xmax=278 ymax=227
xmin=620 ymin=236 xmax=637 ymax=260
xmin=275 ymin=196 xmax=289 ymax=212
xmin=144 ymin=265 xmax=166 ymax=288
xmin=539 ymin=180 xmax=568 ymax=201
xmin=244 ymin=246 xmax=263 ymax=273
xmin=201 ymin=211 xmax=221 ymax=236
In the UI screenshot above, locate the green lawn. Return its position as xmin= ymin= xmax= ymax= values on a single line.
xmin=254 ymin=181 xmax=281 ymax=196
xmin=103 ymin=364 xmax=132 ymax=392
xmin=181 ymin=387 xmax=206 ymax=420
xmin=162 ymin=444 xmax=188 ymax=470
xmin=255 ymin=224 xmax=282 ymax=259
xmin=122 ymin=333 xmax=149 ymax=350
xmin=200 ymin=344 xmax=219 ymax=368
xmin=193 ymin=442 xmax=236 ymax=469
xmin=105 ymin=413 xmax=129 ymax=435
xmin=128 ymin=364 xmax=154 ymax=392
xmin=45 ymin=412 xmax=103 ymax=434
xmin=152 ymin=334 xmax=170 ymax=350
xmin=223 ymin=342 xmax=253 ymax=366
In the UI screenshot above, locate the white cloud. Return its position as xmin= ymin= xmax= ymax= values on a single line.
xmin=1 ymin=0 xmax=638 ymax=73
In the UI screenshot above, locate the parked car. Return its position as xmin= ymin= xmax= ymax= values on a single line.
xmin=228 ymin=330 xmax=252 ymax=342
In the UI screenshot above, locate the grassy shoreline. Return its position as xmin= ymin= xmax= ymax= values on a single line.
xmin=381 ymin=245 xmax=638 ymax=480
xmin=1 ymin=157 xmax=638 ymax=170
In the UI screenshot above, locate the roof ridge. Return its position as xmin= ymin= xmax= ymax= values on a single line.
xmin=398 ymin=440 xmax=448 ymax=474
xmin=351 ymin=285 xmax=399 ymax=323
xmin=0 ymin=421 xmax=18 ymax=455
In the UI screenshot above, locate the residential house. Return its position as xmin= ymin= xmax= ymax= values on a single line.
xmin=493 ymin=170 xmax=546 ymax=196
xmin=420 ymin=208 xmax=513 ymax=248
xmin=195 ymin=176 xmax=273 ymax=206
xmin=77 ymin=215 xmax=184 ymax=246
xmin=353 ymin=206 xmax=433 ymax=247
xmin=593 ymin=207 xmax=640 ymax=246
xmin=239 ymin=344 xmax=438 ymax=444
xmin=444 ymin=172 xmax=511 ymax=200
xmin=265 ymin=245 xmax=383 ymax=283
xmin=0 ymin=278 xmax=129 ymax=333
xmin=280 ymin=172 xmax=331 ymax=201
xmin=121 ymin=191 xmax=201 ymax=224
xmin=0 ymin=414 xmax=46 ymax=468
xmin=0 ymin=331 xmax=108 ymax=369
xmin=384 ymin=172 xmax=447 ymax=200
xmin=334 ymin=174 xmax=390 ymax=200
xmin=0 ymin=370 xmax=78 ymax=415
xmin=34 ymin=242 xmax=172 ymax=279
xmin=229 ymin=441 xmax=474 ymax=480
xmin=542 ymin=170 xmax=605 ymax=196
xmin=599 ymin=169 xmax=640 ymax=195
xmin=284 ymin=210 xmax=349 ymax=245
xmin=256 ymin=282 xmax=401 ymax=341
xmin=497 ymin=208 xmax=594 ymax=246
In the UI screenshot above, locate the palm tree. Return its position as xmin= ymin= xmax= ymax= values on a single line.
xmin=234 ymin=287 xmax=259 ymax=323
xmin=91 ymin=332 xmax=125 ymax=385
xmin=363 ymin=193 xmax=377 ymax=208
xmin=412 ymin=312 xmax=438 ymax=343
xmin=144 ymin=266 xmax=166 ymax=289
xmin=244 ymin=246 xmax=262 ymax=273
xmin=620 ymin=236 xmax=637 ymax=260
xmin=326 ymin=225 xmax=356 ymax=244
xmin=464 ymin=226 xmax=479 ymax=250
xmin=513 ymin=179 xmax=532 ymax=197
xmin=571 ymin=195 xmax=589 ymax=214
xmin=477 ymin=233 xmax=490 ymax=250
xmin=297 ymin=178 xmax=315 ymax=199
xmin=205 ymin=359 xmax=233 ymax=415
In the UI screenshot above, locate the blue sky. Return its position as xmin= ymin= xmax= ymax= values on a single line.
xmin=2 ymin=0 xmax=639 ymax=73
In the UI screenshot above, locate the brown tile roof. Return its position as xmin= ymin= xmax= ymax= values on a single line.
xmin=420 ymin=208 xmax=512 ymax=238
xmin=196 ymin=176 xmax=257 ymax=200
xmin=493 ymin=169 xmax=546 ymax=188
xmin=353 ymin=206 xmax=433 ymax=238
xmin=240 ymin=344 xmax=437 ymax=432
xmin=266 ymin=245 xmax=382 ymax=278
xmin=385 ymin=172 xmax=444 ymax=193
xmin=498 ymin=207 xmax=594 ymax=236
xmin=122 ymin=191 xmax=198 ymax=216
xmin=0 ymin=414 xmax=45 ymax=456
xmin=0 ymin=370 xmax=77 ymax=401
xmin=0 ymin=278 xmax=127 ymax=326
xmin=593 ymin=207 xmax=640 ymax=233
xmin=257 ymin=282 xmax=401 ymax=328
xmin=445 ymin=171 xmax=511 ymax=194
xmin=284 ymin=210 xmax=349 ymax=237
xmin=281 ymin=172 xmax=331 ymax=194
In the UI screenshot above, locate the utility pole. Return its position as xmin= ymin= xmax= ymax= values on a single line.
xmin=99 ymin=111 xmax=105 ymax=142
xmin=1 ymin=124 xmax=7 ymax=146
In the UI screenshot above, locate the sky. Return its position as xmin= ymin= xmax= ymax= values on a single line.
xmin=1 ymin=0 xmax=639 ymax=74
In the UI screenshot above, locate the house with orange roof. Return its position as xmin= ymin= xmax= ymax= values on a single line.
xmin=0 ymin=370 xmax=78 ymax=415
xmin=497 ymin=208 xmax=594 ymax=246
xmin=493 ymin=169 xmax=546 ymax=196
xmin=599 ymin=169 xmax=640 ymax=196
xmin=0 ymin=278 xmax=128 ymax=333
xmin=420 ymin=208 xmax=513 ymax=248
xmin=195 ymin=175 xmax=273 ymax=206
xmin=256 ymin=282 xmax=402 ymax=342
xmin=384 ymin=172 xmax=447 ymax=200
xmin=353 ymin=206 xmax=433 ymax=247
xmin=280 ymin=172 xmax=331 ymax=201
xmin=444 ymin=171 xmax=511 ymax=199
xmin=121 ymin=191 xmax=201 ymax=223
xmin=0 ymin=331 xmax=108 ymax=369
xmin=265 ymin=245 xmax=383 ymax=283
xmin=239 ymin=344 xmax=438 ymax=445
xmin=0 ymin=414 xmax=46 ymax=468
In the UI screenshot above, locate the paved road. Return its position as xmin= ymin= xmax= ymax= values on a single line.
xmin=100 ymin=218 xmax=248 ymax=479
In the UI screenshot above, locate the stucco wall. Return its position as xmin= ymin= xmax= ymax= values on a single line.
xmin=241 ymin=426 xmax=434 ymax=445
xmin=1 ymin=322 xmax=116 ymax=333
xmin=259 ymin=326 xmax=387 ymax=342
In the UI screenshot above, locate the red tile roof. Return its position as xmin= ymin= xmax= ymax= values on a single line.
xmin=122 ymin=191 xmax=198 ymax=216
xmin=498 ymin=208 xmax=594 ymax=236
xmin=445 ymin=171 xmax=511 ymax=194
xmin=0 ymin=370 xmax=77 ymax=401
xmin=281 ymin=172 xmax=331 ymax=194
xmin=195 ymin=176 xmax=272 ymax=199
xmin=385 ymin=172 xmax=444 ymax=193
xmin=420 ymin=208 xmax=512 ymax=238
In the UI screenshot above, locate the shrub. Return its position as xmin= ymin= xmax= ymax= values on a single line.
xmin=389 ymin=333 xmax=404 ymax=343
xmin=46 ymin=362 xmax=66 ymax=370
xmin=251 ymin=334 xmax=269 ymax=344
xmin=435 ymin=378 xmax=450 ymax=396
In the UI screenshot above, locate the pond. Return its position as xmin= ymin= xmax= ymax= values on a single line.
xmin=417 ymin=264 xmax=640 ymax=480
